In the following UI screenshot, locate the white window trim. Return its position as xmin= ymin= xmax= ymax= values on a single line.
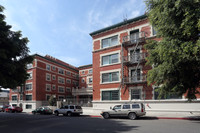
xmin=46 ymin=64 xmax=51 ymax=71
xmin=58 ymin=76 xmax=65 ymax=84
xmin=11 ymin=94 xmax=18 ymax=101
xmin=66 ymin=79 xmax=71 ymax=84
xmin=46 ymin=84 xmax=51 ymax=92
xmin=25 ymin=94 xmax=32 ymax=101
xmin=129 ymin=86 xmax=143 ymax=100
xmin=52 ymin=84 xmax=56 ymax=90
xmin=52 ymin=75 xmax=56 ymax=80
xmin=100 ymin=88 xmax=121 ymax=101
xmin=58 ymin=86 xmax=65 ymax=93
xmin=25 ymin=83 xmax=33 ymax=91
xmin=100 ymin=50 xmax=121 ymax=67
xmin=27 ymin=71 xmax=33 ymax=80
xmin=89 ymin=69 xmax=93 ymax=74
xmin=87 ymin=76 xmax=93 ymax=84
xmin=46 ymin=73 xmax=51 ymax=81
xmin=66 ymin=87 xmax=71 ymax=92
xmin=100 ymin=34 xmax=120 ymax=50
xmin=100 ymin=69 xmax=121 ymax=84
xmin=58 ymin=68 xmax=65 ymax=75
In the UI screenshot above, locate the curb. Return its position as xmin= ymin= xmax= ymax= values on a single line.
xmin=87 ymin=115 xmax=200 ymax=120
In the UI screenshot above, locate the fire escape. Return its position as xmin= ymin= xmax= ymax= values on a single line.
xmin=121 ymin=31 xmax=147 ymax=91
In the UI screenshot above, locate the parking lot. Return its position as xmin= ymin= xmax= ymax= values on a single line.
xmin=0 ymin=112 xmax=199 ymax=133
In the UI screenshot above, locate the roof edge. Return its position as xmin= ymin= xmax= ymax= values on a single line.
xmin=89 ymin=14 xmax=147 ymax=36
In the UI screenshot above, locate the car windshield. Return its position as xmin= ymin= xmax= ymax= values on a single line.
xmin=113 ymin=105 xmax=121 ymax=110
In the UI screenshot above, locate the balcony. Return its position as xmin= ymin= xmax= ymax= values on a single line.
xmin=122 ymin=32 xmax=145 ymax=46
xmin=123 ymin=53 xmax=147 ymax=64
xmin=123 ymin=75 xmax=147 ymax=84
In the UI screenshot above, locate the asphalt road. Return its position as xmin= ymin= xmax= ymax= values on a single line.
xmin=0 ymin=112 xmax=199 ymax=133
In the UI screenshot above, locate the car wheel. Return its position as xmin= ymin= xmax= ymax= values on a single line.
xmin=103 ymin=112 xmax=109 ymax=119
xmin=128 ymin=113 xmax=137 ymax=120
xmin=55 ymin=111 xmax=59 ymax=116
xmin=67 ymin=112 xmax=72 ymax=116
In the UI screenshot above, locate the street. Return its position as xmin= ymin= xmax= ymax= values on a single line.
xmin=0 ymin=112 xmax=199 ymax=133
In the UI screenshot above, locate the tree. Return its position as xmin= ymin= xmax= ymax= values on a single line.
xmin=48 ymin=95 xmax=57 ymax=106
xmin=0 ymin=5 xmax=33 ymax=89
xmin=145 ymin=0 xmax=200 ymax=100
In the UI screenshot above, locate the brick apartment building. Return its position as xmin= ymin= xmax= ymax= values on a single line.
xmin=9 ymin=54 xmax=79 ymax=112
xmin=90 ymin=14 xmax=198 ymax=109
xmin=72 ymin=64 xmax=93 ymax=104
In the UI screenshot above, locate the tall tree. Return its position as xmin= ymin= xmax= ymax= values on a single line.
xmin=145 ymin=0 xmax=200 ymax=100
xmin=0 ymin=5 xmax=33 ymax=89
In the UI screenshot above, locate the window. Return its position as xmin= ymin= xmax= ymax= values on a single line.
xmin=102 ymin=90 xmax=119 ymax=100
xmin=66 ymin=87 xmax=71 ymax=92
xmin=12 ymin=95 xmax=17 ymax=101
xmin=89 ymin=69 xmax=92 ymax=74
xmin=27 ymin=72 xmax=33 ymax=80
xmin=89 ymin=78 xmax=93 ymax=83
xmin=12 ymin=104 xmax=17 ymax=107
xmin=26 ymin=104 xmax=32 ymax=109
xmin=27 ymin=63 xmax=33 ymax=69
xmin=46 ymin=73 xmax=51 ymax=81
xmin=113 ymin=105 xmax=121 ymax=110
xmin=25 ymin=84 xmax=32 ymax=91
xmin=66 ymin=71 xmax=71 ymax=75
xmin=70 ymin=106 xmax=74 ymax=109
xmin=82 ymin=71 xmax=85 ymax=74
xmin=152 ymin=26 xmax=157 ymax=36
xmin=46 ymin=64 xmax=51 ymax=71
xmin=66 ymin=79 xmax=71 ymax=84
xmin=58 ymin=68 xmax=64 ymax=75
xmin=131 ymin=69 xmax=141 ymax=82
xmin=58 ymin=77 xmax=65 ymax=84
xmin=102 ymin=35 xmax=118 ymax=48
xmin=20 ymin=94 xmax=23 ymax=100
xmin=52 ymin=85 xmax=56 ymax=90
xmin=26 ymin=95 xmax=32 ymax=101
xmin=58 ymin=96 xmax=65 ymax=101
xmin=58 ymin=86 xmax=65 ymax=93
xmin=52 ymin=75 xmax=56 ymax=80
xmin=46 ymin=84 xmax=51 ymax=91
xmin=132 ymin=104 xmax=140 ymax=108
xmin=130 ymin=30 xmax=139 ymax=43
xmin=12 ymin=88 xmax=18 ymax=92
xmin=46 ymin=95 xmax=51 ymax=100
xmin=52 ymin=66 xmax=56 ymax=70
xmin=102 ymin=53 xmax=119 ymax=65
xmin=82 ymin=78 xmax=85 ymax=83
xmin=122 ymin=104 xmax=130 ymax=109
xmin=131 ymin=89 xmax=141 ymax=99
xmin=102 ymin=72 xmax=119 ymax=83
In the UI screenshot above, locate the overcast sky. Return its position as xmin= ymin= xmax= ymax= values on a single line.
xmin=1 ymin=0 xmax=146 ymax=67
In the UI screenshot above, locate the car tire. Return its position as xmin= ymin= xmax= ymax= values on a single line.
xmin=55 ymin=111 xmax=59 ymax=116
xmin=103 ymin=112 xmax=109 ymax=119
xmin=67 ymin=112 xmax=72 ymax=116
xmin=128 ymin=112 xmax=137 ymax=120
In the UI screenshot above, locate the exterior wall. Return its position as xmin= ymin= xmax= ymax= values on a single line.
xmin=0 ymin=92 xmax=9 ymax=105
xmin=9 ymin=54 xmax=79 ymax=112
xmin=92 ymin=17 xmax=154 ymax=102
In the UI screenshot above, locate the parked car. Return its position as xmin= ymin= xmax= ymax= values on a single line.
xmin=0 ymin=105 xmax=3 ymax=112
xmin=32 ymin=107 xmax=53 ymax=115
xmin=101 ymin=103 xmax=146 ymax=120
xmin=54 ymin=105 xmax=83 ymax=116
xmin=1 ymin=105 xmax=10 ymax=112
xmin=5 ymin=106 xmax=23 ymax=113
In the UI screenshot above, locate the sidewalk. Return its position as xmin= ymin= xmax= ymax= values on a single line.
xmin=82 ymin=107 xmax=200 ymax=120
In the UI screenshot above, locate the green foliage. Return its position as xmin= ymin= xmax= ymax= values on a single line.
xmin=145 ymin=0 xmax=200 ymax=100
xmin=0 ymin=5 xmax=33 ymax=89
xmin=48 ymin=95 xmax=57 ymax=106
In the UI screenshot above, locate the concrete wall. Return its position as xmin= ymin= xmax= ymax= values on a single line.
xmin=92 ymin=99 xmax=200 ymax=113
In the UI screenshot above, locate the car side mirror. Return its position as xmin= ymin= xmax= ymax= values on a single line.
xmin=110 ymin=106 xmax=112 ymax=109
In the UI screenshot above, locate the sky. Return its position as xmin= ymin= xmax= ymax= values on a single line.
xmin=1 ymin=0 xmax=146 ymax=67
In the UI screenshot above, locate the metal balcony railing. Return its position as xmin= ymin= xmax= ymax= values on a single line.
xmin=122 ymin=32 xmax=145 ymax=44
xmin=123 ymin=75 xmax=147 ymax=84
xmin=123 ymin=53 xmax=147 ymax=64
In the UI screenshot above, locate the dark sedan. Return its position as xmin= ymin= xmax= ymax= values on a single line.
xmin=32 ymin=107 xmax=53 ymax=115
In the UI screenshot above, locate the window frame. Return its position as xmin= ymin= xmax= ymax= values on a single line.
xmin=101 ymin=35 xmax=118 ymax=48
